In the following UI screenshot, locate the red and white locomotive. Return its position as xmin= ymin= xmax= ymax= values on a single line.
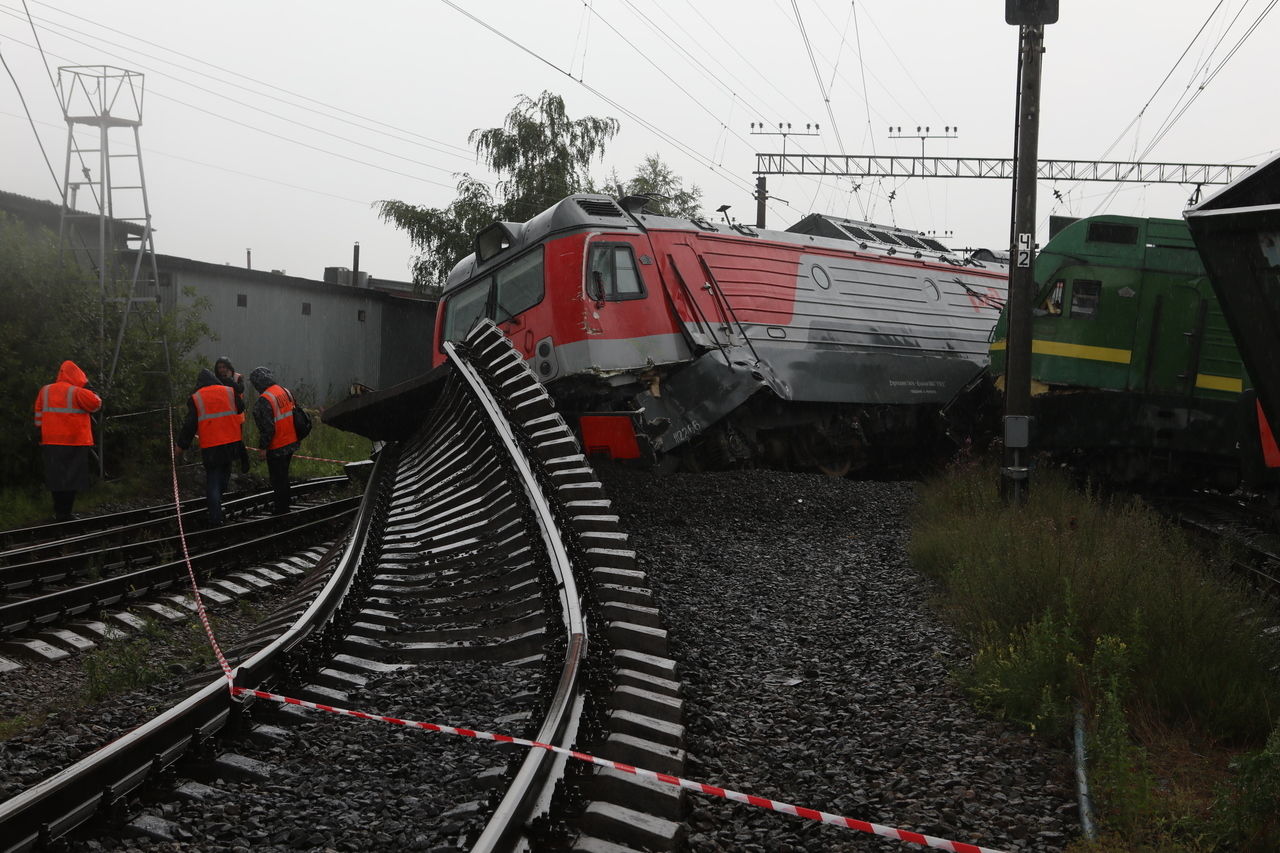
xmin=433 ymin=194 xmax=1007 ymax=472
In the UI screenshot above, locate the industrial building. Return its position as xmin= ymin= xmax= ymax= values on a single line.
xmin=0 ymin=189 xmax=437 ymax=407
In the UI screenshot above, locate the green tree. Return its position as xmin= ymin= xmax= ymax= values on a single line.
xmin=379 ymin=91 xmax=619 ymax=293
xmin=377 ymin=175 xmax=496 ymax=295
xmin=0 ymin=212 xmax=212 ymax=490
xmin=621 ymin=154 xmax=704 ymax=219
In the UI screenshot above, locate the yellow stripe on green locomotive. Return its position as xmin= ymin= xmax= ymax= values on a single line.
xmin=989 ymin=215 xmax=1259 ymax=489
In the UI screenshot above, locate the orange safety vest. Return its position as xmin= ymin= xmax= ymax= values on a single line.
xmin=34 ymin=382 xmax=99 ymax=446
xmin=262 ymin=384 xmax=299 ymax=450
xmin=193 ymin=384 xmax=241 ymax=449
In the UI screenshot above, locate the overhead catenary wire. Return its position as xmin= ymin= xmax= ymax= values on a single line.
xmin=0 ymin=11 xmax=467 ymax=183
xmin=438 ymin=0 xmax=769 ymax=212
xmin=1088 ymin=0 xmax=1270 ymax=215
xmin=0 ymin=45 xmax=59 ymax=193
xmin=612 ymin=0 xmax=851 ymax=215
xmin=1137 ymin=0 xmax=1277 ymax=161
xmin=20 ymin=0 xmax=476 ymax=160
xmin=0 ymin=109 xmax=383 ymax=207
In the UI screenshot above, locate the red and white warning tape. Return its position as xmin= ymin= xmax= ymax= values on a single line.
xmin=166 ymin=419 xmax=1009 ymax=852
xmin=293 ymin=453 xmax=358 ymax=465
xmin=232 ymin=685 xmax=1009 ymax=853
xmin=167 ymin=409 xmax=235 ymax=682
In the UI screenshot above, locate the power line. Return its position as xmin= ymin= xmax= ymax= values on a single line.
xmin=439 ymin=0 xmax=760 ymax=202
xmin=23 ymin=0 xmax=476 ymax=159
xmin=0 ymin=108 xmax=412 ymax=207
xmin=0 ymin=45 xmax=59 ymax=193
xmin=0 ymin=30 xmax=462 ymax=192
xmin=0 ymin=10 xmax=468 ymax=181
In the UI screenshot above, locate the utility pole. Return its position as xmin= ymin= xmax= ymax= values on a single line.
xmin=750 ymin=122 xmax=819 ymax=228
xmin=1001 ymin=0 xmax=1057 ymax=503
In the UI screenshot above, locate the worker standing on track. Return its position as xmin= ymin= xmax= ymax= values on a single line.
xmin=214 ymin=355 xmax=251 ymax=473
xmin=33 ymin=359 xmax=102 ymax=522
xmin=176 ymin=368 xmax=247 ymax=526
xmin=249 ymin=366 xmax=299 ymax=515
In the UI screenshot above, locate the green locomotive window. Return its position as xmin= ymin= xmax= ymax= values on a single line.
xmin=1086 ymin=222 xmax=1139 ymax=244
xmin=588 ymin=244 xmax=646 ymax=301
xmin=1069 ymin=279 xmax=1102 ymax=319
xmin=1040 ymin=279 xmax=1065 ymax=315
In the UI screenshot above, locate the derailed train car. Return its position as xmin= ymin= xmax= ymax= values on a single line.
xmin=431 ymin=194 xmax=1007 ymax=473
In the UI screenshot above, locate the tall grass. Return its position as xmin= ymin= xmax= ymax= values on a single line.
xmin=911 ymin=460 xmax=1280 ymax=847
xmin=289 ymin=412 xmax=372 ymax=479
xmin=911 ymin=461 xmax=1278 ymax=742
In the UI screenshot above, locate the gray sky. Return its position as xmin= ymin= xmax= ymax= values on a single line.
xmin=2 ymin=1 xmax=1276 ymax=284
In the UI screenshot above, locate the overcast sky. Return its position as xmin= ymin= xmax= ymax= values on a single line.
xmin=2 ymin=1 xmax=1276 ymax=284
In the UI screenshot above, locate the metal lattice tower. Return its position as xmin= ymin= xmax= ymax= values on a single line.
xmin=56 ymin=66 xmax=171 ymax=473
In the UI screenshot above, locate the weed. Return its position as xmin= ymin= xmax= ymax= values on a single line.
xmin=83 ymin=637 xmax=162 ymax=701
xmin=0 ymin=713 xmax=44 ymax=741
xmin=913 ymin=459 xmax=1280 ymax=845
xmin=1209 ymin=723 xmax=1280 ymax=851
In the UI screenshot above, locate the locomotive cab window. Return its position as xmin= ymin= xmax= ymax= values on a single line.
xmin=442 ymin=248 xmax=545 ymax=344
xmin=588 ymin=244 xmax=645 ymax=301
xmin=1069 ymin=279 xmax=1102 ymax=319
xmin=442 ymin=280 xmax=489 ymax=344
xmin=1039 ymin=279 xmax=1065 ymax=316
xmin=494 ymin=248 xmax=544 ymax=322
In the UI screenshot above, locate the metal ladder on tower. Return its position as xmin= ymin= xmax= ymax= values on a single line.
xmin=56 ymin=65 xmax=172 ymax=475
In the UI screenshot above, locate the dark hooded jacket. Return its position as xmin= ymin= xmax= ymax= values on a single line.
xmin=249 ymin=366 xmax=300 ymax=457
xmin=214 ymin=356 xmax=246 ymax=408
xmin=178 ymin=368 xmax=247 ymax=467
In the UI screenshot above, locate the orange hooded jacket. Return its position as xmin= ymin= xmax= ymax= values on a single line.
xmin=34 ymin=360 xmax=102 ymax=446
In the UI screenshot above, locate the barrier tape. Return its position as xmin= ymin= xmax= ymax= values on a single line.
xmin=167 ymin=408 xmax=235 ymax=684
xmin=165 ymin=416 xmax=1008 ymax=852
xmin=232 ymin=685 xmax=1008 ymax=853
xmin=105 ymin=405 xmax=174 ymax=421
xmin=294 ymin=453 xmax=359 ymax=465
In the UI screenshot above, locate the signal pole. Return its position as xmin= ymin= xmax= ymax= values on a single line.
xmin=889 ymin=125 xmax=958 ymax=160
xmin=750 ymin=122 xmax=819 ymax=228
xmin=1002 ymin=1 xmax=1057 ymax=503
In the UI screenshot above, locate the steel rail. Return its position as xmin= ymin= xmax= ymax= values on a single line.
xmin=0 ymin=478 xmax=349 ymax=564
xmin=0 ymin=499 xmax=359 ymax=635
xmin=0 ymin=454 xmax=392 ymax=853
xmin=446 ymin=331 xmax=589 ymax=853
xmin=0 ymin=493 xmax=357 ymax=593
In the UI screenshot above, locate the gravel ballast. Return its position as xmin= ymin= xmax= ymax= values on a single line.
xmin=599 ymin=468 xmax=1078 ymax=852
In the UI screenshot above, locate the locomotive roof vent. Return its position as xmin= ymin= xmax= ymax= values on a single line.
xmin=576 ymin=198 xmax=626 ymax=218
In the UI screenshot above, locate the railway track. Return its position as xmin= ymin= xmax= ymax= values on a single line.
xmin=1148 ymin=490 xmax=1280 ymax=597
xmin=0 ymin=320 xmax=683 ymax=852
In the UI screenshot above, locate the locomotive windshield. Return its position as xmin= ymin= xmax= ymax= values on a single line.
xmin=442 ymin=248 xmax=545 ymax=344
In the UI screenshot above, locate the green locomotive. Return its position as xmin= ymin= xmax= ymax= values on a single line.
xmin=989 ymin=214 xmax=1277 ymax=490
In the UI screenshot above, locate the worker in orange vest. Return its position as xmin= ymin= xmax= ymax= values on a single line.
xmin=213 ymin=355 xmax=250 ymax=471
xmin=33 ymin=360 xmax=102 ymax=521
xmin=176 ymin=368 xmax=247 ymax=525
xmin=249 ymin=366 xmax=299 ymax=515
